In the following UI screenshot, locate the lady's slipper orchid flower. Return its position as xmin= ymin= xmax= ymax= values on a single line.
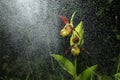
xmin=60 ymin=16 xmax=72 ymax=37
xmin=71 ymin=44 xmax=80 ymax=56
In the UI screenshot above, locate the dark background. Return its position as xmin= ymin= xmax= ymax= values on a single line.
xmin=0 ymin=0 xmax=120 ymax=80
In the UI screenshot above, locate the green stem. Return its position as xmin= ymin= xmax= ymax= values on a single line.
xmin=74 ymin=56 xmax=77 ymax=80
xmin=116 ymin=54 xmax=120 ymax=73
xmin=115 ymin=54 xmax=120 ymax=80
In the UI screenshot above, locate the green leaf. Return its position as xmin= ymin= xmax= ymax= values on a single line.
xmin=70 ymin=11 xmax=76 ymax=27
xmin=96 ymin=74 xmax=102 ymax=80
xmin=108 ymin=0 xmax=113 ymax=4
xmin=101 ymin=75 xmax=113 ymax=80
xmin=116 ymin=34 xmax=120 ymax=40
xmin=25 ymin=73 xmax=30 ymax=80
xmin=51 ymin=54 xmax=75 ymax=76
xmin=77 ymin=65 xmax=97 ymax=80
xmin=114 ymin=73 xmax=120 ymax=79
xmin=96 ymin=74 xmax=113 ymax=80
xmin=70 ymin=21 xmax=84 ymax=46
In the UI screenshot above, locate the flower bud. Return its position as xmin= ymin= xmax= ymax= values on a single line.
xmin=71 ymin=45 xmax=80 ymax=56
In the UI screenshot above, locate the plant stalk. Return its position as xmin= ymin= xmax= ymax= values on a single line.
xmin=116 ymin=54 xmax=120 ymax=73
xmin=115 ymin=54 xmax=120 ymax=80
xmin=74 ymin=56 xmax=77 ymax=80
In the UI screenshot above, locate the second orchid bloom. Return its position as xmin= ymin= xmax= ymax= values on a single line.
xmin=60 ymin=16 xmax=72 ymax=37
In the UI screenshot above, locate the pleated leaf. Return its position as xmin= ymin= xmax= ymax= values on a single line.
xmin=77 ymin=65 xmax=97 ymax=80
xmin=51 ymin=54 xmax=75 ymax=76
